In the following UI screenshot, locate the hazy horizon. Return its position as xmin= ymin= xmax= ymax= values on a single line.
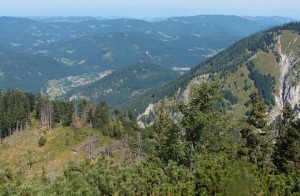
xmin=1 ymin=0 xmax=300 ymax=19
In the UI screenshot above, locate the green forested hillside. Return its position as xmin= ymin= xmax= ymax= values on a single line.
xmin=0 ymin=50 xmax=80 ymax=92
xmin=123 ymin=22 xmax=300 ymax=115
xmin=64 ymin=63 xmax=180 ymax=106
xmin=47 ymin=31 xmax=234 ymax=69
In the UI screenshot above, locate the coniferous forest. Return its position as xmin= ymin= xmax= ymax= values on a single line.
xmin=0 ymin=84 xmax=299 ymax=195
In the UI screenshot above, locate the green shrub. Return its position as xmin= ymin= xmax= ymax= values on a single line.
xmin=38 ymin=136 xmax=47 ymax=148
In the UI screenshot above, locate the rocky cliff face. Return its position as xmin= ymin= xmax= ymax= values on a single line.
xmin=280 ymin=53 xmax=300 ymax=108
xmin=270 ymin=31 xmax=300 ymax=121
xmin=181 ymin=74 xmax=209 ymax=103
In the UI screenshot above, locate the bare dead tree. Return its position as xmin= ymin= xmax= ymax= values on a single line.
xmin=80 ymin=103 xmax=93 ymax=125
xmin=48 ymin=100 xmax=53 ymax=130
xmin=40 ymin=95 xmax=53 ymax=130
xmin=86 ymin=141 xmax=95 ymax=161
xmin=72 ymin=103 xmax=96 ymax=128
xmin=136 ymin=131 xmax=143 ymax=164
xmin=71 ymin=134 xmax=138 ymax=164
xmin=72 ymin=112 xmax=81 ymax=128
xmin=72 ymin=137 xmax=100 ymax=161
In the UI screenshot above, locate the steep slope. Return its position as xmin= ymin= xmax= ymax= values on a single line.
xmin=124 ymin=22 xmax=300 ymax=121
xmin=271 ymin=29 xmax=300 ymax=119
xmin=63 ymin=63 xmax=180 ymax=106
xmin=0 ymin=124 xmax=111 ymax=180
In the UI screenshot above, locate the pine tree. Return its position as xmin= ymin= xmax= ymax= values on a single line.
xmin=180 ymin=82 xmax=222 ymax=170
xmin=273 ymin=102 xmax=300 ymax=173
xmin=155 ymin=107 xmax=185 ymax=164
xmin=282 ymin=102 xmax=295 ymax=126
xmin=92 ymin=102 xmax=109 ymax=129
xmin=60 ymin=101 xmax=75 ymax=126
xmin=239 ymin=91 xmax=272 ymax=167
xmin=246 ymin=91 xmax=267 ymax=129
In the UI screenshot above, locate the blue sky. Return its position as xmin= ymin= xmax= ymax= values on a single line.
xmin=1 ymin=0 xmax=300 ymax=19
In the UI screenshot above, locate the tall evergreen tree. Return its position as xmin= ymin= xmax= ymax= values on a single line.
xmin=239 ymin=91 xmax=272 ymax=167
xmin=180 ymin=82 xmax=222 ymax=170
xmin=155 ymin=107 xmax=185 ymax=164
xmin=92 ymin=102 xmax=109 ymax=129
xmin=273 ymin=102 xmax=300 ymax=173
xmin=246 ymin=91 xmax=267 ymax=129
xmin=60 ymin=101 xmax=75 ymax=126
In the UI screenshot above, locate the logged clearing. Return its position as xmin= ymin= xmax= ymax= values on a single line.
xmin=0 ymin=124 xmax=111 ymax=180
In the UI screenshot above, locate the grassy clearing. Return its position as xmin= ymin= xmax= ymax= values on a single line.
xmin=221 ymin=65 xmax=255 ymax=119
xmin=280 ymin=30 xmax=300 ymax=55
xmin=0 ymin=123 xmax=111 ymax=180
xmin=280 ymin=30 xmax=300 ymax=86
xmin=252 ymin=51 xmax=280 ymax=94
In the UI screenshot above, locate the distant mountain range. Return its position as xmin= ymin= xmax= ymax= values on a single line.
xmin=0 ymin=15 xmax=294 ymax=92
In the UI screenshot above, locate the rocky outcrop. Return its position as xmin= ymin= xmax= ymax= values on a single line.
xmin=269 ymin=35 xmax=300 ymax=121
xmin=181 ymin=74 xmax=209 ymax=103
xmin=137 ymin=103 xmax=155 ymax=128
xmin=136 ymin=74 xmax=209 ymax=128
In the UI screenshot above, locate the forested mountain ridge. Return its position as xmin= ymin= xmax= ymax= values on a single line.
xmin=0 ymin=15 xmax=289 ymax=51
xmin=0 ymin=49 xmax=81 ymax=92
xmin=46 ymin=31 xmax=232 ymax=69
xmin=127 ymin=22 xmax=300 ymax=121
xmin=41 ymin=15 xmax=291 ymax=70
xmin=0 ymin=15 xmax=293 ymax=92
xmin=63 ymin=63 xmax=180 ymax=106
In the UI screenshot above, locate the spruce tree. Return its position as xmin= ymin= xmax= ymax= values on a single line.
xmin=155 ymin=107 xmax=185 ymax=164
xmin=92 ymin=102 xmax=109 ymax=129
xmin=247 ymin=91 xmax=267 ymax=129
xmin=180 ymin=82 xmax=222 ymax=170
xmin=239 ymin=91 xmax=272 ymax=167
xmin=273 ymin=102 xmax=300 ymax=173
